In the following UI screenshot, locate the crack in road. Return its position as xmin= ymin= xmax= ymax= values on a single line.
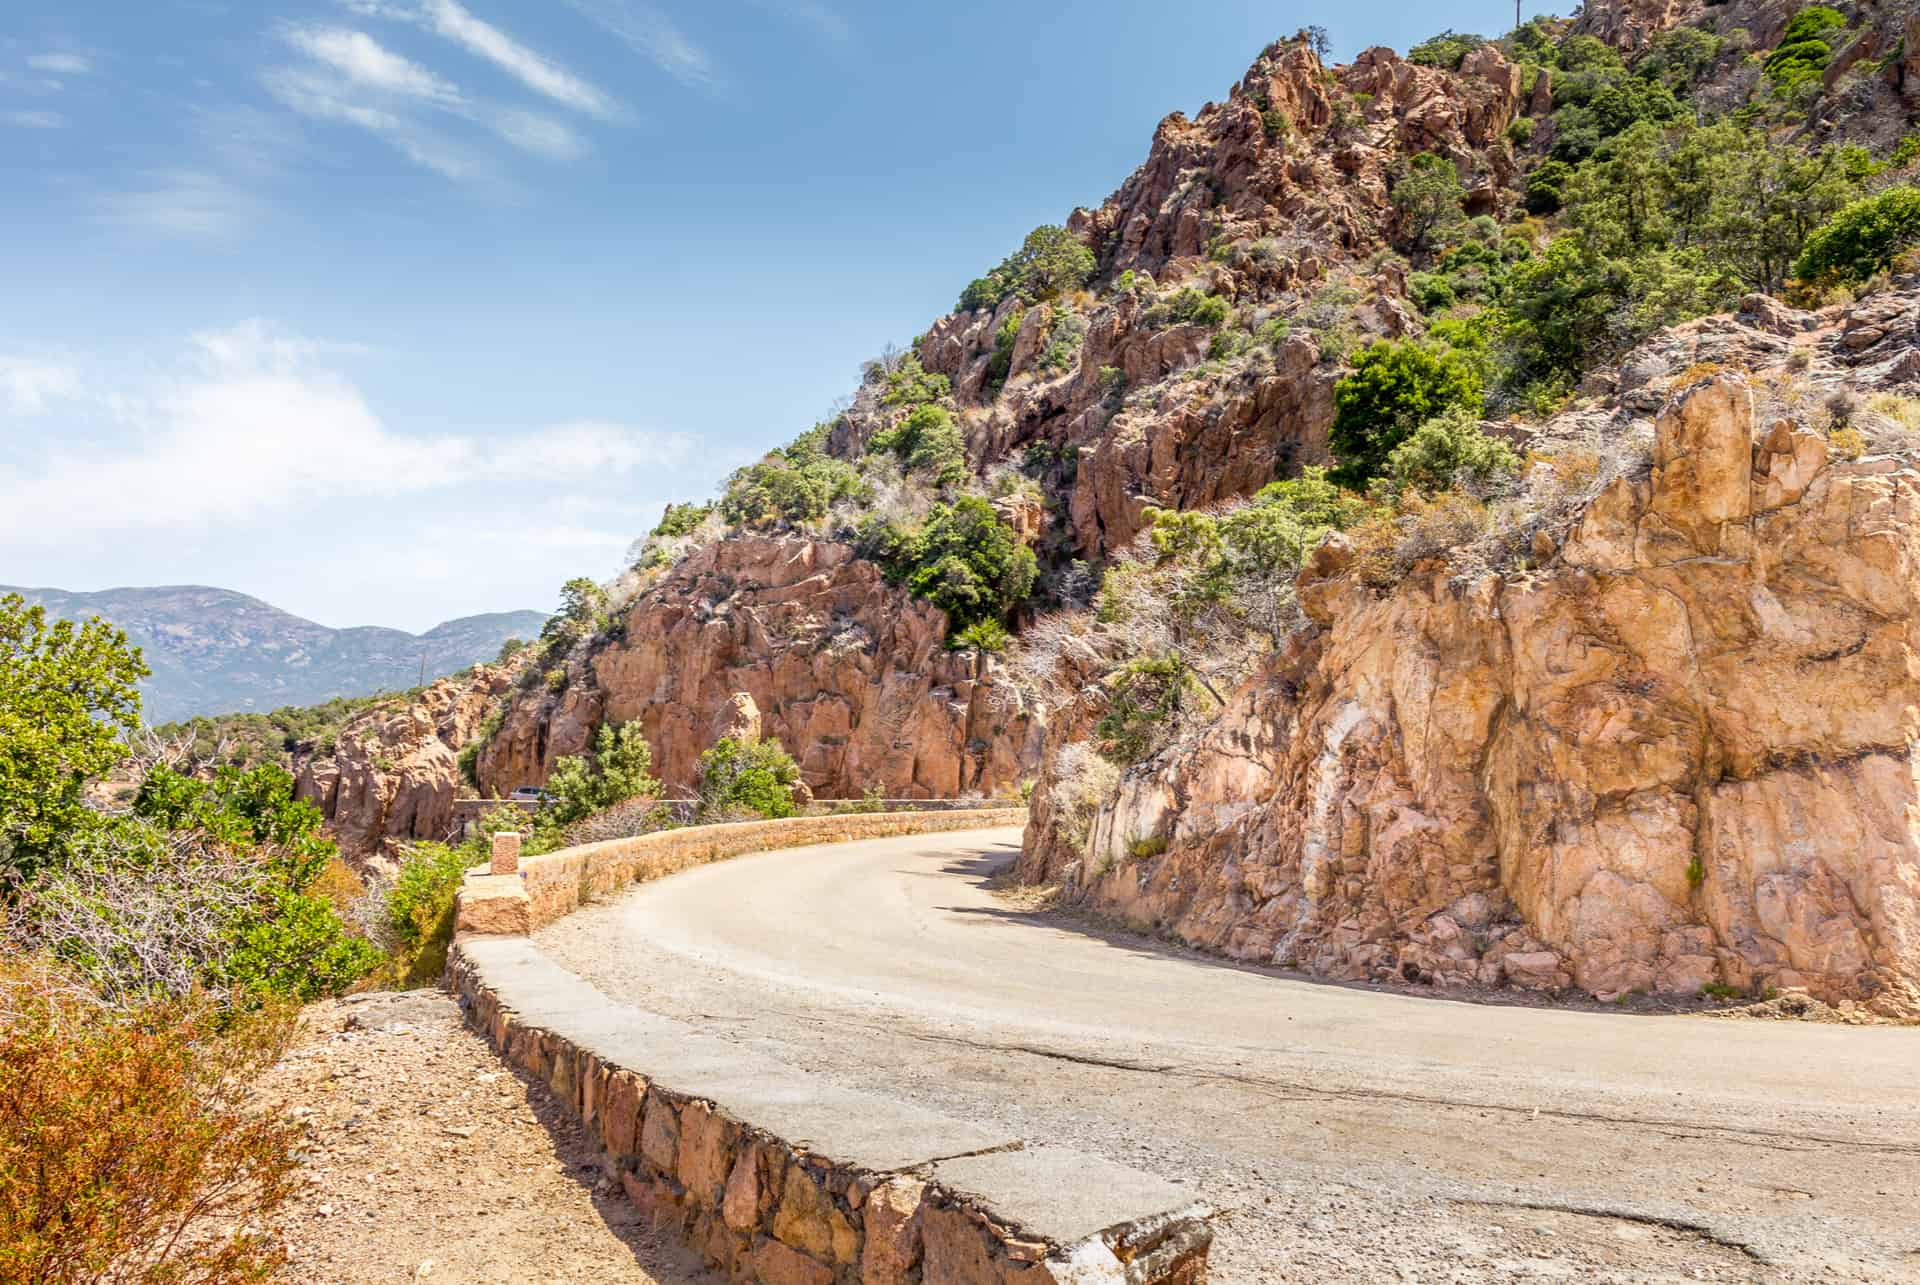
xmin=1457 ymin=1199 xmax=1768 ymax=1263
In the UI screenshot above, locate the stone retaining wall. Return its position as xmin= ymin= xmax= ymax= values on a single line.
xmin=455 ymin=809 xmax=1027 ymax=936
xmin=450 ymin=939 xmax=1212 ymax=1285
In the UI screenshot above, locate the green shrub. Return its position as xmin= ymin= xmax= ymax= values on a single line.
xmin=865 ymin=496 xmax=1039 ymax=634
xmin=1096 ymin=656 xmax=1202 ymax=766
xmin=1406 ymin=29 xmax=1485 ymax=70
xmin=958 ymin=225 xmax=1096 ymax=313
xmin=26 ymin=766 xmax=380 ymax=1011
xmin=383 ymin=841 xmax=472 ymax=985
xmin=1794 ymin=186 xmax=1920 ymax=284
xmin=1037 ymin=306 xmax=1088 ymax=373
xmin=1526 ymin=158 xmax=1574 ymax=214
xmin=1125 ymin=833 xmax=1170 ymax=860
xmin=698 ymin=737 xmax=803 ymax=820
xmin=868 ymin=403 xmax=968 ymax=485
xmin=1506 ymin=116 xmax=1535 ymax=145
xmin=649 ymin=502 xmax=714 ymax=541
xmin=878 ymin=356 xmax=951 ymax=409
xmin=1764 ymin=7 xmax=1847 ymax=89
xmin=1143 ymin=288 xmax=1230 ymax=330
xmin=1384 ymin=407 xmax=1520 ymax=495
xmin=951 ymin=619 xmax=1012 ymax=653
xmin=544 ymin=721 xmax=661 ymax=829
xmin=1329 ymin=340 xmax=1484 ymax=488
xmin=719 ymin=424 xmax=868 ymax=528
xmin=986 ymin=308 xmax=1024 ymax=391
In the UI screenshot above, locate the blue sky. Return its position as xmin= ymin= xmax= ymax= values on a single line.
xmin=0 ymin=0 xmax=1541 ymax=632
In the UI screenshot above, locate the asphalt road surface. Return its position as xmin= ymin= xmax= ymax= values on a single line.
xmin=536 ymin=827 xmax=1920 ymax=1283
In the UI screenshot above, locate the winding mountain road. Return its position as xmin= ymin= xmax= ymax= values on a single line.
xmin=535 ymin=827 xmax=1920 ymax=1282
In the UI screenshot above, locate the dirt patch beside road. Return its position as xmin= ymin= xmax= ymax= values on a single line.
xmin=260 ymin=990 xmax=715 ymax=1285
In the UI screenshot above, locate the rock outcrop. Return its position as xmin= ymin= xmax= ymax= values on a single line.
xmin=1019 ymin=291 xmax=1920 ymax=1018
xmin=908 ymin=39 xmax=1528 ymax=560
xmin=296 ymin=663 xmax=517 ymax=867
xmin=478 ymin=538 xmax=1042 ymax=800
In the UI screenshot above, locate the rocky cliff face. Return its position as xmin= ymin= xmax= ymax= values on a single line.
xmin=906 ymin=40 xmax=1526 ymax=559
xmin=1019 ymin=288 xmax=1920 ymax=1017
xmin=296 ymin=663 xmax=517 ymax=867
xmin=477 ymin=538 xmax=1041 ymax=800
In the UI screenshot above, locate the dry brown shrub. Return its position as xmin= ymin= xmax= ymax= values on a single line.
xmin=0 ymin=952 xmax=300 ymax=1284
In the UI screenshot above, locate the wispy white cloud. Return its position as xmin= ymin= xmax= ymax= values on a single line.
xmin=560 ymin=0 xmax=724 ymax=96
xmin=490 ymin=107 xmax=587 ymax=161
xmin=0 ymin=321 xmax=695 ymax=547
xmin=264 ymin=65 xmax=483 ymax=180
xmin=96 ymin=170 xmax=258 ymax=240
xmin=1 ymin=109 xmax=63 ymax=129
xmin=0 ymin=358 xmax=81 ymax=414
xmin=26 ymin=53 xmax=91 ymax=76
xmin=745 ymin=0 xmax=855 ymax=55
xmin=281 ymin=25 xmax=463 ymax=105
xmin=411 ymin=0 xmax=618 ymax=118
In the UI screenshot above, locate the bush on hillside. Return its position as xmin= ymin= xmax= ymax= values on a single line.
xmin=544 ymin=721 xmax=661 ymax=830
xmin=382 ymin=840 xmax=473 ymax=986
xmin=1392 ymin=152 xmax=1467 ymax=251
xmin=958 ymin=225 xmax=1097 ymax=313
xmin=1764 ymin=6 xmax=1847 ymax=89
xmin=20 ymin=765 xmax=380 ymax=1011
xmin=697 ymin=737 xmax=803 ymax=820
xmin=719 ymin=424 xmax=869 ymax=528
xmin=1795 ymin=186 xmax=1920 ymax=284
xmin=1384 ymin=407 xmax=1521 ymax=496
xmin=0 ymin=955 xmax=301 ymax=1285
xmin=862 ymin=496 xmax=1039 ymax=634
xmin=1406 ymin=30 xmax=1486 ymax=70
xmin=867 ymin=403 xmax=968 ymax=485
xmin=1329 ymin=340 xmax=1485 ymax=488
xmin=1143 ymin=288 xmax=1231 ymax=330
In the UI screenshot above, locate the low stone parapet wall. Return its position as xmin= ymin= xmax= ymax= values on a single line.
xmin=450 ymin=938 xmax=1212 ymax=1285
xmin=455 ymin=809 xmax=1027 ymax=937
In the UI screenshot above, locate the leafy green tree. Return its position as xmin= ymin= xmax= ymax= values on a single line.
xmin=544 ymin=721 xmax=662 ymax=828
xmin=697 ymin=737 xmax=802 ymax=819
xmin=1525 ymin=159 xmax=1574 ymax=214
xmin=0 ymin=593 xmax=148 ymax=883
xmin=1329 ymin=340 xmax=1484 ymax=488
xmin=958 ymin=226 xmax=1097 ymax=313
xmin=541 ymin=576 xmax=607 ymax=647
xmin=1638 ymin=26 xmax=1721 ymax=93
xmin=1795 ymin=186 xmax=1920 ymax=284
xmin=1547 ymin=35 xmax=1683 ymax=163
xmin=1393 ymin=153 xmax=1468 ymax=251
xmin=865 ymin=497 xmax=1038 ymax=634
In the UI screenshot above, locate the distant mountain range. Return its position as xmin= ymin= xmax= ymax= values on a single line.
xmin=4 ymin=585 xmax=548 ymax=723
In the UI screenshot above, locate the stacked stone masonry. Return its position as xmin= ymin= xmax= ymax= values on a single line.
xmin=448 ymin=940 xmax=1212 ymax=1285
